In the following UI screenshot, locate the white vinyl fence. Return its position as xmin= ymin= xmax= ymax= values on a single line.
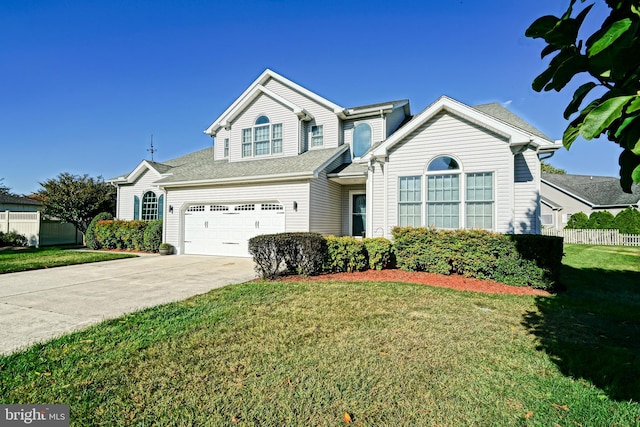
xmin=542 ymin=228 xmax=640 ymax=246
xmin=0 ymin=211 xmax=83 ymax=246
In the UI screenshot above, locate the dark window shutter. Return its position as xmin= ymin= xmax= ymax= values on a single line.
xmin=134 ymin=196 xmax=140 ymax=220
xmin=158 ymin=194 xmax=164 ymax=219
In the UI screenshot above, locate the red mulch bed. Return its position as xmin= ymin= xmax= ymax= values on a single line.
xmin=277 ymin=269 xmax=551 ymax=296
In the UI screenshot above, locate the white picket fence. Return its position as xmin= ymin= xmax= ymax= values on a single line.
xmin=0 ymin=210 xmax=83 ymax=246
xmin=542 ymin=228 xmax=640 ymax=246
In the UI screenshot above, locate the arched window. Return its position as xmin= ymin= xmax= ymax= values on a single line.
xmin=427 ymin=156 xmax=459 ymax=171
xmin=426 ymin=156 xmax=461 ymax=229
xmin=353 ymin=123 xmax=372 ymax=158
xmin=141 ymin=191 xmax=158 ymax=221
xmin=241 ymin=115 xmax=283 ymax=157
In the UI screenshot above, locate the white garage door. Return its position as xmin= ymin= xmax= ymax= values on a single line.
xmin=184 ymin=203 xmax=285 ymax=257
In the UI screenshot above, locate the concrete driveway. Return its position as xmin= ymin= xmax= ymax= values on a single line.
xmin=0 ymin=254 xmax=256 ymax=355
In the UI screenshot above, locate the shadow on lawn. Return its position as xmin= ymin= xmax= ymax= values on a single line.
xmin=522 ymin=265 xmax=640 ymax=401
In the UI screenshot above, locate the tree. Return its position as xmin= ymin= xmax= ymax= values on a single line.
xmin=565 ymin=211 xmax=589 ymax=228
xmin=34 ymin=173 xmax=116 ymax=234
xmin=541 ymin=160 xmax=567 ymax=174
xmin=613 ymin=206 xmax=640 ymax=233
xmin=526 ymin=0 xmax=640 ymax=193
xmin=0 ymin=178 xmax=12 ymax=196
xmin=587 ymin=210 xmax=615 ymax=228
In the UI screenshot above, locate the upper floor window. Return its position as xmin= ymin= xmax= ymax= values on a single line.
xmin=223 ymin=138 xmax=229 ymax=158
xmin=311 ymin=125 xmax=323 ymax=147
xmin=242 ymin=115 xmax=283 ymax=157
xmin=353 ymin=123 xmax=372 ymax=157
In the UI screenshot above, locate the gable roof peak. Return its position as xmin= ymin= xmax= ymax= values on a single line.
xmin=204 ymin=69 xmax=346 ymax=136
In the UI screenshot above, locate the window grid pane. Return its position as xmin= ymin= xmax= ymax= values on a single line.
xmin=466 ymin=172 xmax=493 ymax=229
xmin=311 ymin=125 xmax=323 ymax=147
xmin=272 ymin=124 xmax=283 ymax=153
xmin=242 ymin=129 xmax=252 ymax=158
xmin=398 ymin=176 xmax=422 ymax=227
xmin=141 ymin=191 xmax=158 ymax=221
xmin=224 ymin=138 xmax=229 ymax=158
xmin=426 ymin=174 xmax=460 ymax=228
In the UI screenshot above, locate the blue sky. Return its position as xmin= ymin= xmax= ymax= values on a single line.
xmin=1 ymin=0 xmax=620 ymax=195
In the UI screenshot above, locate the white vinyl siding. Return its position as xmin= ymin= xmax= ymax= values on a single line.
xmin=164 ymin=181 xmax=310 ymax=254
xmin=514 ymin=151 xmax=540 ymax=233
xmin=116 ymin=169 xmax=164 ymax=221
xmin=263 ymin=77 xmax=341 ymax=149
xmin=309 ymin=155 xmax=344 ymax=235
xmin=342 ymin=118 xmax=384 ymax=155
xmin=230 ymin=94 xmax=299 ymax=161
xmin=385 ymin=111 xmax=511 ymax=234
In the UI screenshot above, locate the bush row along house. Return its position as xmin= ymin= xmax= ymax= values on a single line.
xmin=109 ymin=69 xmax=561 ymax=256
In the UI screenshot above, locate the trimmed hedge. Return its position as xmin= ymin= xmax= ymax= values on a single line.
xmin=392 ymin=227 xmax=563 ymax=290
xmin=363 ymin=237 xmax=395 ymax=270
xmin=325 ymin=236 xmax=368 ymax=273
xmin=249 ymin=232 xmax=326 ymax=279
xmin=93 ymin=219 xmax=163 ymax=252
xmin=86 ymin=212 xmax=114 ymax=249
xmin=143 ymin=219 xmax=163 ymax=252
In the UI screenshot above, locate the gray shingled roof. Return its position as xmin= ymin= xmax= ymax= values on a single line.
xmin=542 ymin=173 xmax=640 ymax=206
xmin=328 ymin=161 xmax=368 ymax=176
xmin=153 ymin=145 xmax=347 ymax=185
xmin=474 ymin=103 xmax=553 ymax=141
xmin=0 ymin=193 xmax=41 ymax=205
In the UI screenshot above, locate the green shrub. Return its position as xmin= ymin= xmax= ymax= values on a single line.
xmin=325 ymin=236 xmax=367 ymax=273
xmin=86 ymin=212 xmax=113 ymax=249
xmin=249 ymin=232 xmax=326 ymax=279
xmin=143 ymin=219 xmax=163 ymax=252
xmin=363 ymin=237 xmax=394 ymax=270
xmin=565 ymin=212 xmax=588 ymax=229
xmin=391 ymin=227 xmax=563 ymax=290
xmin=613 ymin=207 xmax=640 ymax=234
xmin=94 ymin=219 xmax=150 ymax=251
xmin=0 ymin=231 xmax=28 ymax=247
xmin=587 ymin=211 xmax=615 ymax=229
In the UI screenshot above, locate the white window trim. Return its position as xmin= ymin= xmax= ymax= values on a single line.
xmin=223 ymin=138 xmax=229 ymax=158
xmin=310 ymin=124 xmax=324 ymax=148
xmin=241 ymin=115 xmax=284 ymax=158
xmin=349 ymin=190 xmax=366 ymax=238
xmin=425 ymin=166 xmax=463 ymax=229
xmin=402 ymin=155 xmax=497 ymax=231
xmin=352 ymin=122 xmax=373 ymax=159
xmin=464 ymin=171 xmax=496 ymax=230
xmin=397 ymin=176 xmax=422 ymax=227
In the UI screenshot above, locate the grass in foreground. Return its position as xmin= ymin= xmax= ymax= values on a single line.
xmin=0 ymin=247 xmax=137 ymax=273
xmin=0 ymin=245 xmax=639 ymax=426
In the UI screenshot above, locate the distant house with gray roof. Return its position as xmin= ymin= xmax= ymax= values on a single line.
xmin=109 ymin=69 xmax=561 ymax=256
xmin=0 ymin=193 xmax=41 ymax=212
xmin=541 ymin=173 xmax=640 ymax=229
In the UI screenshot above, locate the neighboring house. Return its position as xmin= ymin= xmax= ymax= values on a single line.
xmin=541 ymin=173 xmax=640 ymax=229
xmin=0 ymin=193 xmax=41 ymax=212
xmin=109 ymin=69 xmax=560 ymax=256
xmin=0 ymin=194 xmax=82 ymax=246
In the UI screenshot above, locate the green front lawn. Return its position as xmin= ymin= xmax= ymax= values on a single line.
xmin=0 ymin=247 xmax=137 ymax=274
xmin=0 ymin=244 xmax=639 ymax=425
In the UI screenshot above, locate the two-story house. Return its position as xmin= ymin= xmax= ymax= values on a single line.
xmin=109 ymin=69 xmax=560 ymax=256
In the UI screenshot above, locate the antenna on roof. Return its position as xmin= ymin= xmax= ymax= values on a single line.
xmin=147 ymin=134 xmax=157 ymax=161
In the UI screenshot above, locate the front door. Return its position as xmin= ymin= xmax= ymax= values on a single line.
xmin=351 ymin=194 xmax=366 ymax=237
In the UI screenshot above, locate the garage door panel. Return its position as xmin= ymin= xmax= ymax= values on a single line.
xmin=183 ymin=203 xmax=285 ymax=257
